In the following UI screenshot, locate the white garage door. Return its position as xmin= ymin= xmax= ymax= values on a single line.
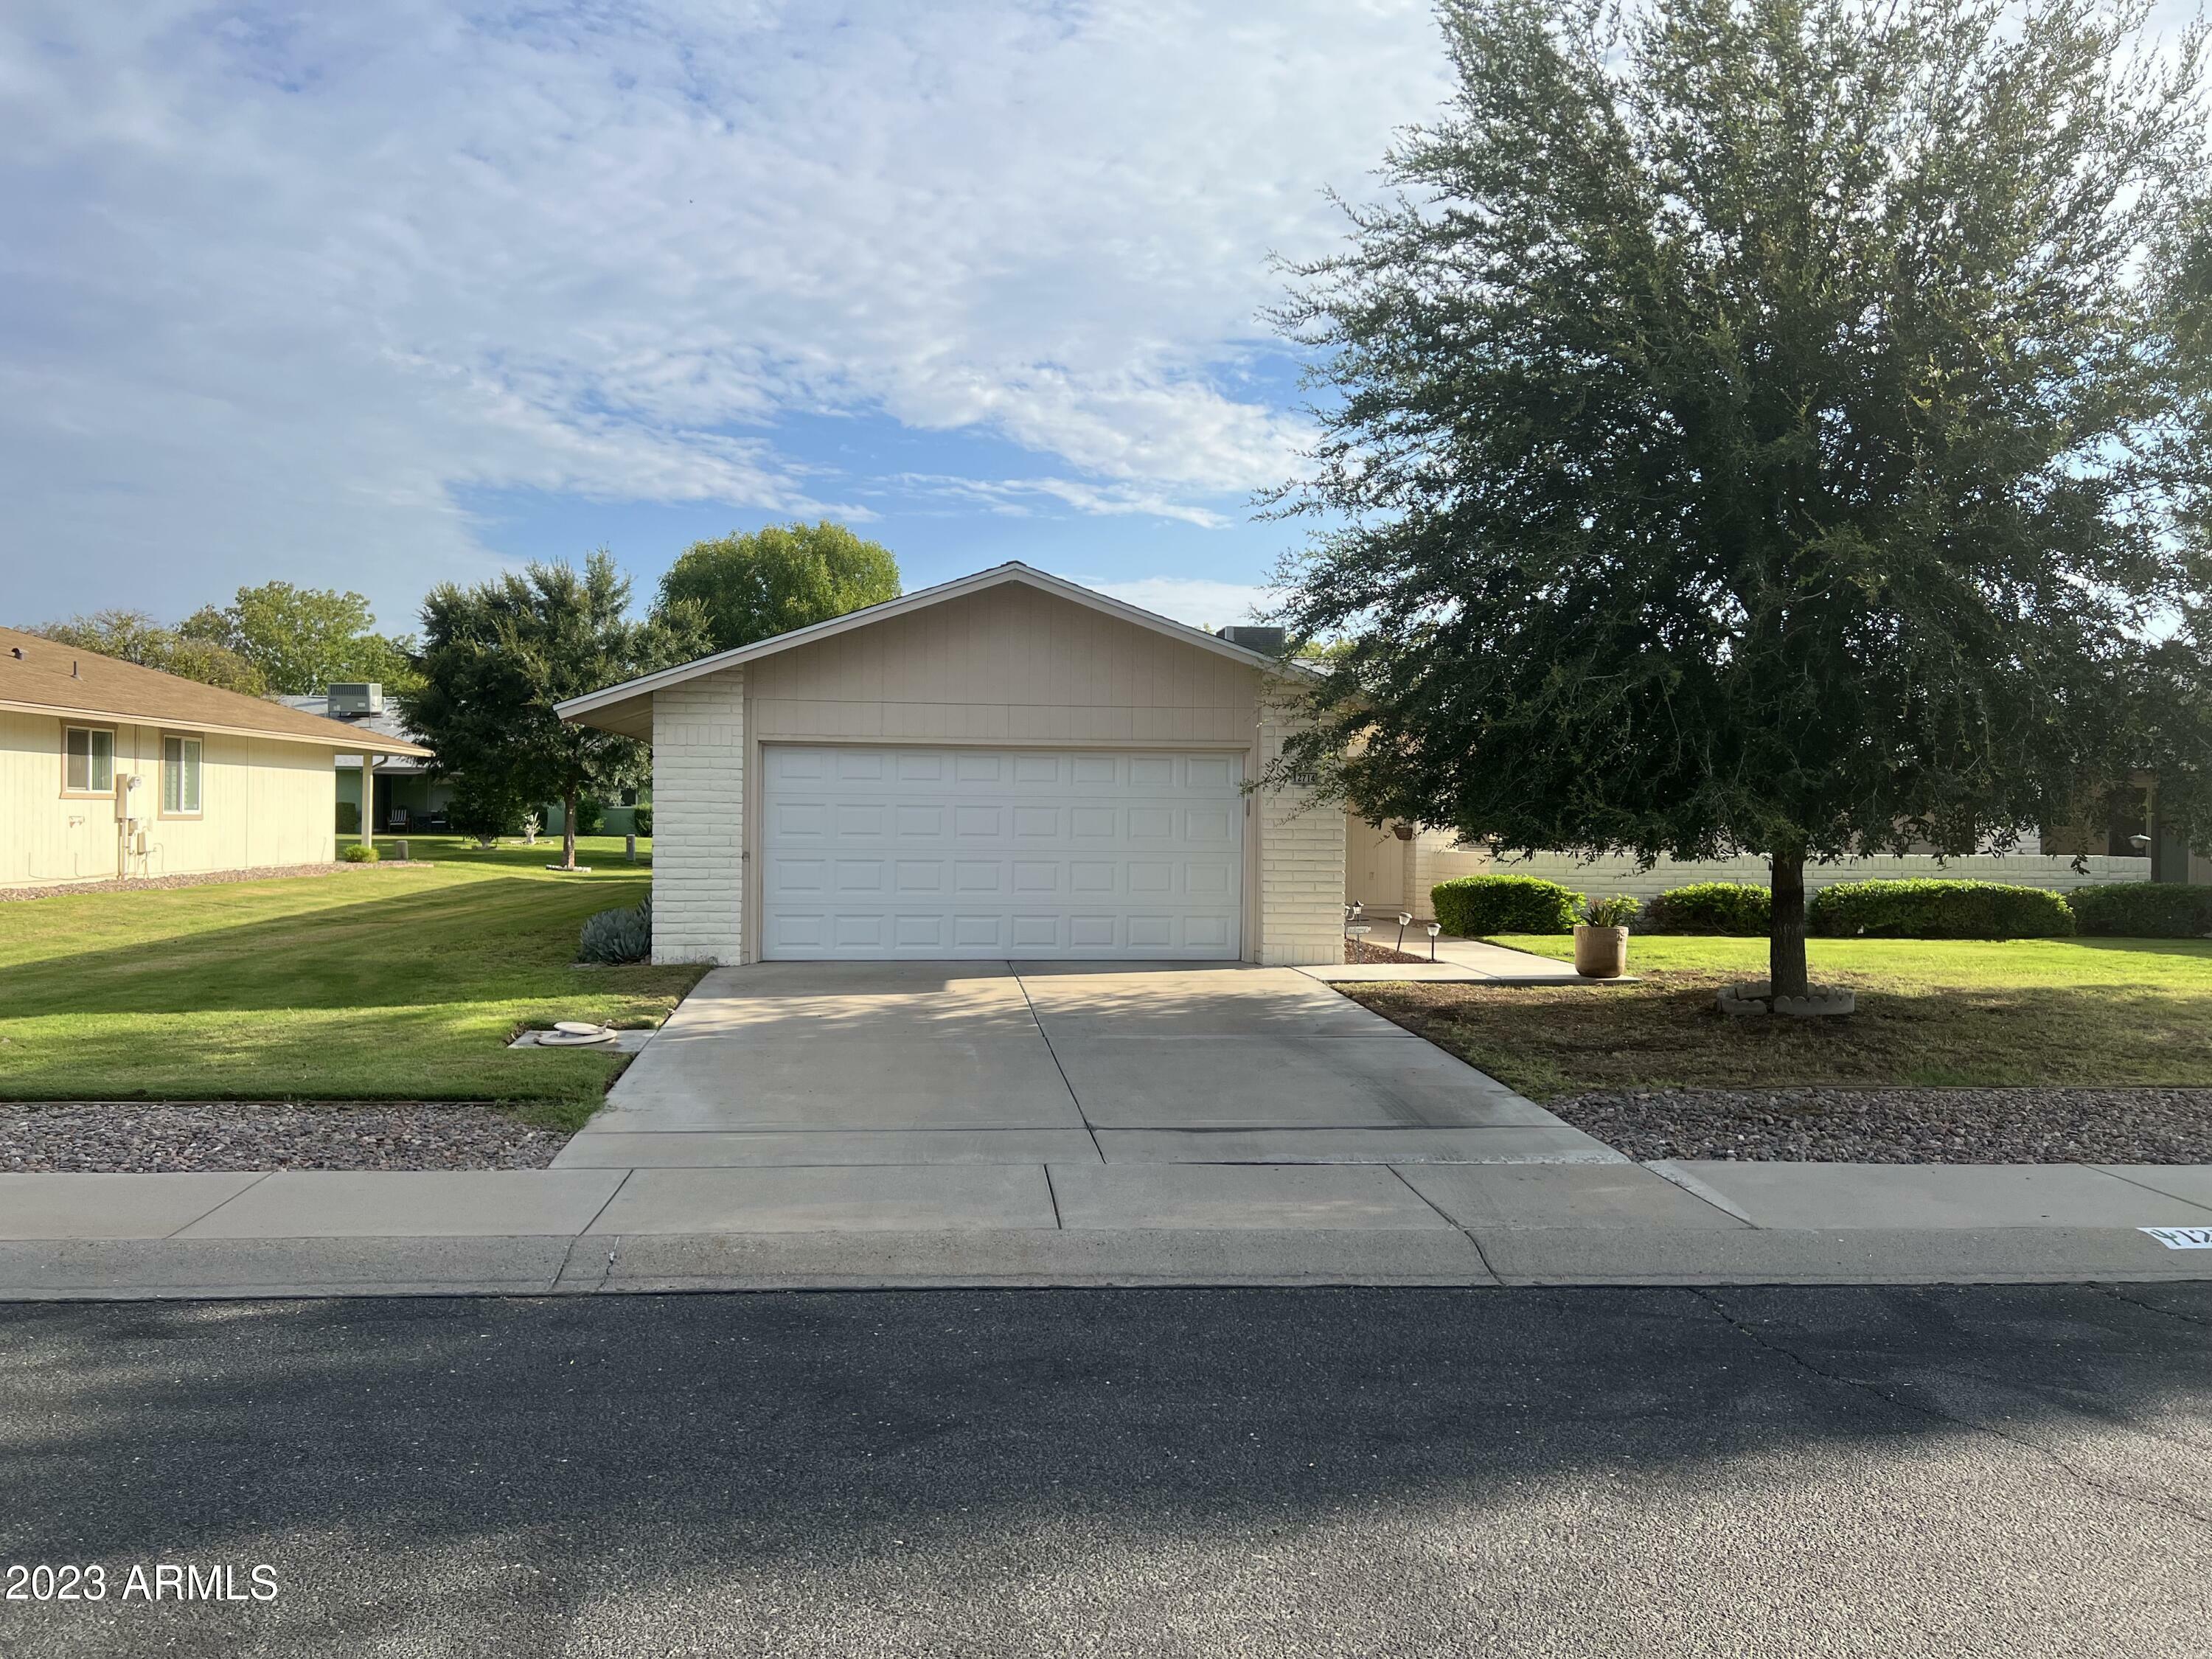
xmin=759 ymin=745 xmax=1244 ymax=960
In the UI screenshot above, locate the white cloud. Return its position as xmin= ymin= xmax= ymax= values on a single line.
xmin=1082 ymin=576 xmax=1281 ymax=630
xmin=0 ymin=0 xmax=1447 ymax=616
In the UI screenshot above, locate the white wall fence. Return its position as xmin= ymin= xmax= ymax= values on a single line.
xmin=1419 ymin=848 xmax=2152 ymax=910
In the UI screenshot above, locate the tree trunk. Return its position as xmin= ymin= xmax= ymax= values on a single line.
xmin=562 ymin=785 xmax=579 ymax=871
xmin=1770 ymin=848 xmax=1808 ymax=999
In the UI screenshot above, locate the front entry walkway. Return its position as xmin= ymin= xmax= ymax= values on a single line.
xmin=555 ymin=960 xmax=1615 ymax=1169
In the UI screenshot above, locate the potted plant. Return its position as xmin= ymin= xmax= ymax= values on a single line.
xmin=1573 ymin=895 xmax=1637 ymax=978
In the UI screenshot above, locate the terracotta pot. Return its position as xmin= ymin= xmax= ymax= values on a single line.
xmin=1573 ymin=924 xmax=1629 ymax=979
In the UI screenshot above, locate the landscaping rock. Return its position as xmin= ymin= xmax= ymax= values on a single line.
xmin=1716 ymin=980 xmax=1857 ymax=1018
xmin=0 ymin=1101 xmax=565 ymax=1172
xmin=1346 ymin=938 xmax=1429 ymax=965
xmin=1548 ymin=1085 xmax=2212 ymax=1164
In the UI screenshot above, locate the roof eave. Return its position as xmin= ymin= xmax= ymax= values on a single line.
xmin=0 ymin=698 xmax=434 ymax=757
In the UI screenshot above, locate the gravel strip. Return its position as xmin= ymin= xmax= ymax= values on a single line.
xmin=0 ymin=1101 xmax=566 ymax=1172
xmin=1346 ymin=938 xmax=1429 ymax=964
xmin=0 ymin=863 xmax=432 ymax=903
xmin=1549 ymin=1085 xmax=2212 ymax=1164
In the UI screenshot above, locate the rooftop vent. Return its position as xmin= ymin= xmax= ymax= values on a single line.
xmin=1215 ymin=625 xmax=1287 ymax=655
xmin=326 ymin=682 xmax=384 ymax=716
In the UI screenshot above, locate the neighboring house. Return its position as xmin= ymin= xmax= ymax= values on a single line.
xmin=557 ymin=563 xmax=1343 ymax=966
xmin=1 ymin=630 xmax=429 ymax=886
xmin=275 ymin=684 xmax=451 ymax=834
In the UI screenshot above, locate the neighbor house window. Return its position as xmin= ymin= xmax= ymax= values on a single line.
xmin=64 ymin=726 xmax=114 ymax=794
xmin=161 ymin=736 xmax=202 ymax=815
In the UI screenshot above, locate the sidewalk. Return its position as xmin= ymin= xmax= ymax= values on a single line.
xmin=1299 ymin=935 xmax=1615 ymax=984
xmin=4 ymin=1158 xmax=2210 ymax=1300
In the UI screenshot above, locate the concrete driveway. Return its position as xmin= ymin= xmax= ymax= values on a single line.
xmin=558 ymin=961 xmax=1613 ymax=1169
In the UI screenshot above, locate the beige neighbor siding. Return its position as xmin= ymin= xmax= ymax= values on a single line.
xmin=1256 ymin=690 xmax=1346 ymax=966
xmin=0 ymin=712 xmax=337 ymax=886
xmin=641 ymin=582 xmax=1345 ymax=965
xmin=1399 ymin=832 xmax=2152 ymax=917
xmin=745 ymin=581 xmax=1262 ymax=745
xmin=651 ymin=674 xmax=746 ymax=964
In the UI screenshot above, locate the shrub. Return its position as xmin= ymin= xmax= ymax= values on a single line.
xmin=335 ymin=800 xmax=361 ymax=835
xmin=1431 ymin=874 xmax=1585 ymax=936
xmin=1807 ymin=880 xmax=2074 ymax=939
xmin=1642 ymin=881 xmax=1771 ymax=935
xmin=2065 ymin=882 xmax=2212 ymax=938
xmin=574 ymin=797 xmax=605 ymax=836
xmin=578 ymin=897 xmax=653 ymax=964
xmin=632 ymin=804 xmax=653 ymax=838
xmin=338 ymin=843 xmax=380 ymax=864
xmin=1582 ymin=894 xmax=1639 ymax=928
xmin=447 ymin=780 xmax=523 ymax=848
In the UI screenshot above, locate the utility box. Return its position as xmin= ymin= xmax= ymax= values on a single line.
xmin=327 ymin=682 xmax=385 ymax=716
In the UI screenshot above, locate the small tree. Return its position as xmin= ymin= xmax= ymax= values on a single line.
xmin=182 ymin=581 xmax=420 ymax=695
xmin=653 ymin=521 xmax=900 ymax=653
xmin=1269 ymin=0 xmax=2212 ymax=998
xmin=404 ymin=552 xmax=707 ymax=871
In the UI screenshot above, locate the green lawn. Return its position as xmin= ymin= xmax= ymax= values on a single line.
xmin=1348 ymin=933 xmax=2212 ymax=1101
xmin=0 ymin=836 xmax=704 ymax=1127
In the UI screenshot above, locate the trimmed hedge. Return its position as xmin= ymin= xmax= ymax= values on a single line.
xmin=338 ymin=843 xmax=380 ymax=865
xmin=1642 ymin=881 xmax=1771 ymax=935
xmin=1431 ymin=874 xmax=1584 ymax=936
xmin=1806 ymin=879 xmax=2074 ymax=939
xmin=2065 ymin=882 xmax=2212 ymax=938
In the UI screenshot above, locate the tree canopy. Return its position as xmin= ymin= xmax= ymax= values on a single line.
xmin=181 ymin=581 xmax=420 ymax=696
xmin=1268 ymin=0 xmax=2212 ymax=994
xmin=28 ymin=610 xmax=266 ymax=695
xmin=403 ymin=552 xmax=708 ymax=869
xmin=653 ymin=521 xmax=900 ymax=653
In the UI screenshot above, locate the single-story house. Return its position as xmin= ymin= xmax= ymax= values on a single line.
xmin=1 ymin=627 xmax=429 ymax=886
xmin=557 ymin=563 xmax=1345 ymax=965
xmin=276 ymin=684 xmax=453 ymax=834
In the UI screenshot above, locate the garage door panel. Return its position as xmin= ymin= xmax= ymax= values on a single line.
xmin=762 ymin=745 xmax=1245 ymax=961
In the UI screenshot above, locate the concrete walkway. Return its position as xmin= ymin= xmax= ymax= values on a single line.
xmin=1300 ymin=935 xmax=1613 ymax=984
xmin=4 ymin=1159 xmax=2211 ymax=1298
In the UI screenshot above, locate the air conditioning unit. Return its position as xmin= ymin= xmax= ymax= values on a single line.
xmin=1215 ymin=625 xmax=1287 ymax=655
xmin=327 ymin=682 xmax=384 ymax=715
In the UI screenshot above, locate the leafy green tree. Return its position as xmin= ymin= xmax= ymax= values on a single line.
xmin=403 ymin=552 xmax=709 ymax=870
xmin=27 ymin=610 xmax=265 ymax=695
xmin=1267 ymin=0 xmax=2212 ymax=997
xmin=653 ymin=521 xmax=900 ymax=652
xmin=182 ymin=582 xmax=421 ymax=695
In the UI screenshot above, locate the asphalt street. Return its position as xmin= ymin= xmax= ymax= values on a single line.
xmin=2 ymin=1284 xmax=2209 ymax=1658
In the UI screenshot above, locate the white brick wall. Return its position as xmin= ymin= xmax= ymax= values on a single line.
xmin=651 ymin=674 xmax=745 ymax=964
xmin=1411 ymin=837 xmax=2152 ymax=914
xmin=1256 ymin=692 xmax=1346 ymax=965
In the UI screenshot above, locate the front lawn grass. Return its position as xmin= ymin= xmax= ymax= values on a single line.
xmin=0 ymin=836 xmax=703 ymax=1128
xmin=1349 ymin=935 xmax=2212 ymax=1101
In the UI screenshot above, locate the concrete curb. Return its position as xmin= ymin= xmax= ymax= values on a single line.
xmin=4 ymin=1224 xmax=2211 ymax=1299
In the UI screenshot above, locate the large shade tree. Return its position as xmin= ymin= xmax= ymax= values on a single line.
xmin=404 ymin=552 xmax=709 ymax=871
xmin=25 ymin=610 xmax=265 ymax=695
xmin=182 ymin=582 xmax=420 ymax=696
xmin=1269 ymin=0 xmax=2212 ymax=995
xmin=654 ymin=521 xmax=900 ymax=653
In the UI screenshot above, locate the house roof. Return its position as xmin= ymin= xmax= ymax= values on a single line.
xmin=556 ymin=562 xmax=1303 ymax=736
xmin=0 ymin=627 xmax=432 ymax=757
xmin=275 ymin=694 xmax=438 ymax=772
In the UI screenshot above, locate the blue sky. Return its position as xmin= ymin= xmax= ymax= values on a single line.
xmin=0 ymin=1 xmax=1453 ymax=635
